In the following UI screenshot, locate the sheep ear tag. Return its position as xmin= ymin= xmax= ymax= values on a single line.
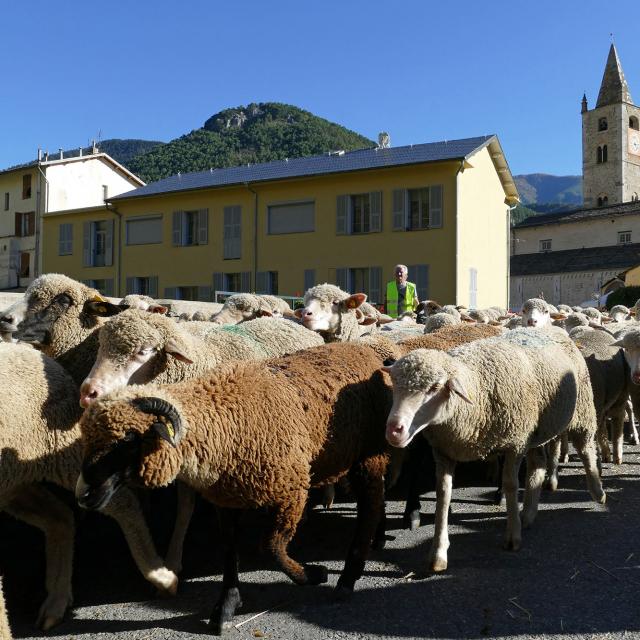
xmin=83 ymin=300 xmax=126 ymax=317
xmin=153 ymin=420 xmax=178 ymax=447
xmin=446 ymin=378 xmax=472 ymax=403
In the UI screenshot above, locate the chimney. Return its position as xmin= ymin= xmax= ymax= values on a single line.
xmin=78 ymin=146 xmax=83 ymax=158
xmin=59 ymin=148 xmax=64 ymax=160
xmin=45 ymin=151 xmax=49 ymax=161
xmin=91 ymin=139 xmax=98 ymax=154
xmin=37 ymin=148 xmax=42 ymax=162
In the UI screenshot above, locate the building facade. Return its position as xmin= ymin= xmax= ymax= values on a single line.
xmin=0 ymin=151 xmax=143 ymax=289
xmin=42 ymin=135 xmax=518 ymax=308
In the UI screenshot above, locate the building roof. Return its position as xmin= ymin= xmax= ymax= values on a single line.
xmin=511 ymin=243 xmax=640 ymax=277
xmin=110 ymin=134 xmax=519 ymax=202
xmin=0 ymin=152 xmax=145 ymax=186
xmin=514 ymin=200 xmax=640 ymax=229
xmin=596 ymin=44 xmax=633 ymax=108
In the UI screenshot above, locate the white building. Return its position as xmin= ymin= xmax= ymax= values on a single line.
xmin=0 ymin=149 xmax=143 ymax=289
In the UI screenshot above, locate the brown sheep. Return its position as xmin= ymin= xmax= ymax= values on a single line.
xmin=76 ymin=341 xmax=394 ymax=633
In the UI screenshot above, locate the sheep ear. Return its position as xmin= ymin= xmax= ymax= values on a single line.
xmin=294 ymin=308 xmax=303 ymax=319
xmin=83 ymin=300 xmax=126 ymax=317
xmin=550 ymin=313 xmax=567 ymax=320
xmin=611 ymin=339 xmax=625 ymax=347
xmin=446 ymin=377 xmax=472 ymax=403
xmin=257 ymin=309 xmax=273 ymax=318
xmin=152 ymin=420 xmax=178 ymax=447
xmin=361 ymin=316 xmax=378 ymax=326
xmin=339 ymin=293 xmax=367 ymax=311
xmin=148 ymin=305 xmax=168 ymax=315
xmin=165 ymin=337 xmax=194 ymax=364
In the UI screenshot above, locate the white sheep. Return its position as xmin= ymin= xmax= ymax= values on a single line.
xmin=211 ymin=293 xmax=292 ymax=324
xmin=382 ymin=327 xmax=605 ymax=572
xmin=424 ymin=312 xmax=461 ymax=333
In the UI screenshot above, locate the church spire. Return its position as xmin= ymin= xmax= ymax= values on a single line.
xmin=596 ymin=44 xmax=633 ymax=107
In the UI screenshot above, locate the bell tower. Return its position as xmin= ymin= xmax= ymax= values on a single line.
xmin=582 ymin=44 xmax=640 ymax=207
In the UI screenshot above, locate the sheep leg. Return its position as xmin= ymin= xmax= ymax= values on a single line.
xmin=626 ymin=399 xmax=640 ymax=445
xmin=208 ymin=508 xmax=243 ymax=635
xmin=503 ymin=452 xmax=523 ymax=551
xmin=570 ymin=433 xmax=606 ymax=504
xmin=5 ymin=485 xmax=74 ymax=631
xmin=521 ymin=446 xmax=546 ymax=528
xmin=596 ymin=418 xmax=612 ymax=463
xmin=0 ymin=577 xmax=11 ymax=640
xmin=267 ymin=490 xmax=328 ymax=586
xmin=559 ymin=432 xmax=570 ymax=463
xmin=403 ymin=437 xmax=433 ymax=529
xmin=493 ymin=455 xmax=505 ymax=505
xmin=544 ymin=437 xmax=561 ymax=491
xmin=428 ymin=450 xmax=455 ymax=572
xmin=165 ymin=482 xmax=196 ymax=574
xmin=336 ymin=454 xmax=387 ymax=594
xmin=611 ymin=412 xmax=626 ymax=465
xmin=101 ymin=487 xmax=178 ymax=595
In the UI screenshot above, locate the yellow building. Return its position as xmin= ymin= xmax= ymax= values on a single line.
xmin=42 ymin=135 xmax=518 ymax=308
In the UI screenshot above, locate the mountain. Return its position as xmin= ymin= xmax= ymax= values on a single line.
xmin=127 ymin=103 xmax=375 ymax=182
xmin=514 ymin=173 xmax=582 ymax=207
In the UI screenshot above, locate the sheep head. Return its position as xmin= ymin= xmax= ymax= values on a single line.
xmin=297 ymin=283 xmax=366 ymax=334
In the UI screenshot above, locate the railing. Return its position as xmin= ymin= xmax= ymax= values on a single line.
xmin=214 ymin=290 xmax=305 ymax=309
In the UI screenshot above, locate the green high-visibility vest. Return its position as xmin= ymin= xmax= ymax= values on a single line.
xmin=386 ymin=281 xmax=417 ymax=318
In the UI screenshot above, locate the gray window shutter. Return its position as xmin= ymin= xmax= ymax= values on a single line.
xmin=148 ymin=276 xmax=159 ymax=298
xmin=256 ymin=271 xmax=268 ymax=294
xmin=172 ymin=211 xmax=183 ymax=246
xmin=336 ymin=195 xmax=349 ymax=235
xmin=213 ymin=272 xmax=224 ymax=298
xmin=241 ymin=271 xmax=251 ymax=292
xmin=82 ymin=279 xmax=94 ymax=288
xmin=429 ymin=185 xmax=443 ymax=228
xmin=198 ymin=285 xmax=212 ymax=302
xmin=126 ymin=277 xmax=136 ymax=294
xmin=369 ymin=191 xmax=382 ymax=232
xmin=164 ymin=287 xmax=177 ymax=299
xmin=392 ymin=189 xmax=407 ymax=231
xmin=104 ymin=279 xmax=115 ymax=297
xmin=83 ymin=221 xmax=92 ymax=266
xmin=369 ymin=266 xmax=382 ymax=306
xmin=66 ymin=224 xmax=73 ymax=254
xmin=198 ymin=209 xmax=208 ymax=244
xmin=224 ymin=206 xmax=241 ymax=259
xmin=303 ymin=269 xmax=315 ymax=292
xmin=105 ymin=219 xmax=114 ymax=266
xmin=336 ymin=268 xmax=349 ymax=292
xmin=408 ymin=265 xmax=429 ymax=301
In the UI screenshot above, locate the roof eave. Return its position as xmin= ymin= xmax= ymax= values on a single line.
xmin=466 ymin=135 xmax=519 ymax=203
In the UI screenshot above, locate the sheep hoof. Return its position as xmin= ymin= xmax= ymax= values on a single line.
xmin=430 ymin=556 xmax=448 ymax=572
xmin=503 ymin=537 xmax=521 ymax=552
xmin=493 ymin=490 xmax=504 ymax=506
xmin=36 ymin=593 xmax=72 ymax=631
xmin=521 ymin=513 xmax=535 ymax=529
xmin=209 ymin=587 xmax=243 ymax=635
xmin=613 ymin=456 xmax=623 ymax=465
xmin=560 ymin=454 xmax=570 ymax=464
xmin=333 ymin=584 xmax=354 ymax=601
xmin=304 ymin=564 xmax=329 ymax=585
xmin=404 ymin=510 xmax=421 ymax=530
xmin=545 ymin=476 xmax=558 ymax=492
xmin=595 ymin=491 xmax=607 ymax=505
xmin=148 ymin=567 xmax=178 ymax=596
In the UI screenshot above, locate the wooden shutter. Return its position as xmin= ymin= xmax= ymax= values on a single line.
xmin=336 ymin=195 xmax=349 ymax=235
xmin=198 ymin=209 xmax=208 ymax=245
xmin=126 ymin=277 xmax=136 ymax=294
xmin=429 ymin=185 xmax=443 ymax=228
xmin=392 ymin=189 xmax=407 ymax=230
xmin=224 ymin=206 xmax=241 ymax=259
xmin=198 ymin=285 xmax=212 ymax=302
xmin=303 ymin=269 xmax=315 ymax=292
xmin=164 ymin=287 xmax=178 ymax=299
xmin=241 ymin=271 xmax=251 ymax=292
xmin=408 ymin=265 xmax=429 ymax=301
xmin=213 ymin=272 xmax=224 ymax=299
xmin=83 ymin=221 xmax=92 ymax=266
xmin=256 ymin=271 xmax=268 ymax=294
xmin=172 ymin=211 xmax=183 ymax=246
xmin=27 ymin=212 xmax=35 ymax=236
xmin=369 ymin=192 xmax=382 ymax=232
xmin=368 ymin=266 xmax=382 ymax=305
xmin=19 ymin=252 xmax=30 ymax=277
xmin=105 ymin=219 xmax=114 ymax=266
xmin=58 ymin=224 xmax=68 ymax=255
xmin=104 ymin=279 xmax=115 ymax=297
xmin=336 ymin=268 xmax=349 ymax=292
xmin=148 ymin=276 xmax=159 ymax=298
xmin=14 ymin=212 xmax=21 ymax=237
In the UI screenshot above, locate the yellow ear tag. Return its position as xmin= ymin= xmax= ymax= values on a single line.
xmin=166 ymin=422 xmax=175 ymax=439
xmin=92 ymin=294 xmax=106 ymax=302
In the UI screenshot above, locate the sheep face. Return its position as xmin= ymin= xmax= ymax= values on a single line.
xmin=77 ymin=395 xmax=184 ymax=509
xmin=298 ymin=293 xmax=366 ymax=333
xmin=613 ymin=331 xmax=640 ymax=385
xmin=0 ymin=297 xmax=27 ymax=342
xmin=80 ymin=311 xmax=193 ymax=407
xmin=520 ymin=298 xmax=552 ymax=328
xmin=382 ymin=350 xmax=471 ymax=448
xmin=119 ymin=294 xmax=168 ymax=314
xmin=211 ymin=294 xmax=270 ymax=325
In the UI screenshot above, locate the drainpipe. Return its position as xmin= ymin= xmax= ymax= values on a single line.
xmin=245 ymin=182 xmax=258 ymax=291
xmin=454 ymin=159 xmax=465 ymax=304
xmin=35 ymin=163 xmax=49 ymax=278
xmin=506 ymin=201 xmax=518 ymax=310
xmin=106 ymin=203 xmax=123 ymax=297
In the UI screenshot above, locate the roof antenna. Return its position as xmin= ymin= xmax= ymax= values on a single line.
xmin=610 ymin=32 xmax=614 ymax=44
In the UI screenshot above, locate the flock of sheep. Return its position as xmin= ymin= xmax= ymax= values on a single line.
xmin=1 ymin=275 xmax=639 ymax=638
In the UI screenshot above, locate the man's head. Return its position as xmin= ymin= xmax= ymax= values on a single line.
xmin=394 ymin=264 xmax=408 ymax=285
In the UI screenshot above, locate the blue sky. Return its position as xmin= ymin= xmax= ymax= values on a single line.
xmin=2 ymin=0 xmax=639 ymax=176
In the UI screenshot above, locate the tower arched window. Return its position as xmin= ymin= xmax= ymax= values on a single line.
xmin=597 ymin=194 xmax=609 ymax=207
xmin=630 ymin=116 xmax=639 ymax=130
xmin=603 ymin=145 xmax=608 ymax=162
xmin=598 ymin=117 xmax=608 ymax=131
xmin=597 ymin=146 xmax=603 ymax=163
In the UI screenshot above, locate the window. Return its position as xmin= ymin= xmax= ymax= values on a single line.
xmin=15 ymin=211 xmax=35 ymax=237
xmin=213 ymin=271 xmax=252 ymax=295
xmin=631 ymin=116 xmax=639 ymax=130
xmin=596 ymin=146 xmax=608 ymax=163
xmin=83 ymin=279 xmax=114 ymax=296
xmin=126 ymin=216 xmax=162 ymax=245
xmin=125 ymin=276 xmax=159 ymax=297
xmin=3 ymin=193 xmax=8 ymax=211
xmin=407 ymin=264 xmax=429 ymax=301
xmin=59 ymin=223 xmax=73 ymax=255
xmin=335 ymin=266 xmax=382 ymax=304
xmin=172 ymin=209 xmax=208 ymax=247
xmin=303 ymin=269 xmax=315 ymax=293
xmin=598 ymin=118 xmax=608 ymax=131
xmin=22 ymin=174 xmax=31 ymax=199
xmin=223 ymin=206 xmax=241 ymax=258
xmin=19 ymin=252 xmax=30 ymax=278
xmin=336 ymin=192 xmax=381 ymax=235
xmin=539 ymin=239 xmax=552 ymax=252
xmin=597 ymin=195 xmax=609 ymax=207
xmin=618 ymin=231 xmax=632 ymax=245
xmin=268 ymin=201 xmax=314 ymax=234
xmin=256 ymin=271 xmax=278 ymax=294
xmin=603 ymin=145 xmax=608 ymax=162
xmin=597 ymin=146 xmax=602 ymax=163
xmin=392 ymin=186 xmax=443 ymax=230
xmin=83 ymin=219 xmax=114 ymax=267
